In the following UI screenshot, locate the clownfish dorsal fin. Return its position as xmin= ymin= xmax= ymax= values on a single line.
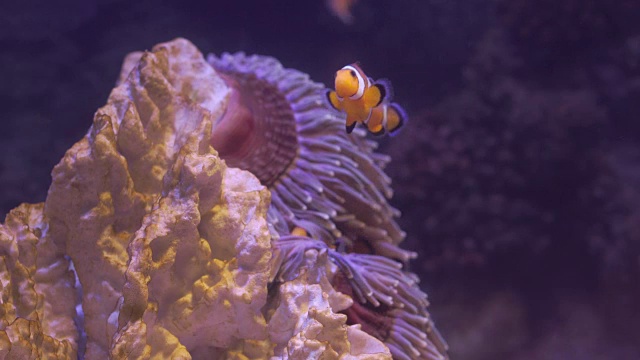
xmin=348 ymin=62 xmax=366 ymax=78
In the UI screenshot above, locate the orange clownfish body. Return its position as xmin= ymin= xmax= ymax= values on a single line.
xmin=326 ymin=63 xmax=407 ymax=136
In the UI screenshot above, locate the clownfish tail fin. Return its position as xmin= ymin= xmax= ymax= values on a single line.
xmin=386 ymin=103 xmax=408 ymax=136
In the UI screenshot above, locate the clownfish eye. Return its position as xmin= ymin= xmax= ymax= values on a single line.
xmin=350 ymin=70 xmax=356 ymax=77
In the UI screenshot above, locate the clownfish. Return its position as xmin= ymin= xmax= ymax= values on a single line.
xmin=326 ymin=0 xmax=358 ymax=24
xmin=291 ymin=226 xmax=308 ymax=237
xmin=326 ymin=63 xmax=407 ymax=136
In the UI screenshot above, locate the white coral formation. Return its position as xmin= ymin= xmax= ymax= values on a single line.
xmin=0 ymin=204 xmax=77 ymax=359
xmin=268 ymin=249 xmax=390 ymax=359
xmin=0 ymin=38 xmax=398 ymax=359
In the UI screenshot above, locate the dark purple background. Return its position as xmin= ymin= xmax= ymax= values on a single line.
xmin=1 ymin=0 xmax=639 ymax=358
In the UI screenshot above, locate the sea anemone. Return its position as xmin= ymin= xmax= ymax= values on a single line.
xmin=208 ymin=52 xmax=412 ymax=262
xmin=273 ymin=235 xmax=448 ymax=360
xmin=332 ymin=252 xmax=447 ymax=360
xmin=208 ymin=52 xmax=447 ymax=358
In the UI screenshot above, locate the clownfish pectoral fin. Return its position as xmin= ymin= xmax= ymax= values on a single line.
xmin=386 ymin=103 xmax=408 ymax=136
xmin=326 ymin=90 xmax=343 ymax=111
xmin=375 ymin=78 xmax=394 ymax=102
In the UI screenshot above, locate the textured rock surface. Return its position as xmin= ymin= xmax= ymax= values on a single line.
xmin=0 ymin=203 xmax=77 ymax=359
xmin=268 ymin=249 xmax=390 ymax=359
xmin=45 ymin=38 xmax=245 ymax=358
xmin=0 ymin=38 xmax=404 ymax=359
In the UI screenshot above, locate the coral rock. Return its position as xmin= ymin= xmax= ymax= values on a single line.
xmin=268 ymin=248 xmax=391 ymax=359
xmin=43 ymin=38 xmax=274 ymax=358
xmin=0 ymin=204 xmax=77 ymax=359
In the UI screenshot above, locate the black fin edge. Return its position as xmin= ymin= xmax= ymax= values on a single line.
xmin=346 ymin=122 xmax=357 ymax=134
xmin=388 ymin=103 xmax=408 ymax=136
xmin=373 ymin=84 xmax=386 ymax=107
xmin=326 ymin=90 xmax=339 ymax=110
xmin=374 ymin=78 xmax=394 ymax=104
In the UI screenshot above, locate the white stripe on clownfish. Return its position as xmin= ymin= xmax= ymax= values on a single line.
xmin=363 ymin=108 xmax=373 ymax=125
xmin=342 ymin=65 xmax=366 ymax=100
xmin=382 ymin=104 xmax=389 ymax=130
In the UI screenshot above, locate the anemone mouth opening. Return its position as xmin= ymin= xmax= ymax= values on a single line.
xmin=210 ymin=76 xmax=256 ymax=161
xmin=333 ymin=267 xmax=448 ymax=360
xmin=211 ymin=70 xmax=299 ymax=187
xmin=333 ymin=269 xmax=393 ymax=338
xmin=344 ymin=301 xmax=393 ymax=340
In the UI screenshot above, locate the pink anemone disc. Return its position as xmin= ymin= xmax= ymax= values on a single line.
xmin=207 ymin=52 xmax=448 ymax=359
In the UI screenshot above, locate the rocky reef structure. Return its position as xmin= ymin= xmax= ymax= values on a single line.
xmin=0 ymin=38 xmax=446 ymax=359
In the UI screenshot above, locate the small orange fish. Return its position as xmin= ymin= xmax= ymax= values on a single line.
xmin=291 ymin=226 xmax=308 ymax=237
xmin=326 ymin=0 xmax=358 ymax=24
xmin=326 ymin=63 xmax=407 ymax=136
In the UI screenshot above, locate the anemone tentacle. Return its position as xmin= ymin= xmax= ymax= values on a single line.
xmin=208 ymin=52 xmax=414 ymax=261
xmin=272 ymin=235 xmax=448 ymax=359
